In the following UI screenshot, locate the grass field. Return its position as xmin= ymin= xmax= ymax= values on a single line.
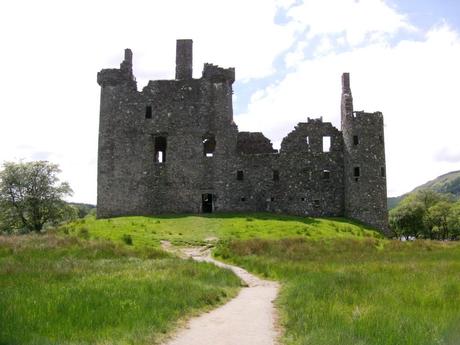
xmin=61 ymin=213 xmax=381 ymax=248
xmin=214 ymin=237 xmax=460 ymax=345
xmin=0 ymin=234 xmax=241 ymax=345
xmin=3 ymin=213 xmax=459 ymax=345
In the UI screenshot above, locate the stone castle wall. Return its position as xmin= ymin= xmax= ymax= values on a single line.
xmin=97 ymin=40 xmax=389 ymax=234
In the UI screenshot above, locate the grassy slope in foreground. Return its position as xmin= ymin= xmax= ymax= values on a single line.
xmin=0 ymin=234 xmax=241 ymax=345
xmin=61 ymin=213 xmax=381 ymax=248
xmin=214 ymin=238 xmax=460 ymax=345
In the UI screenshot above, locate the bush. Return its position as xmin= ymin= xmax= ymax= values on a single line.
xmin=122 ymin=234 xmax=133 ymax=245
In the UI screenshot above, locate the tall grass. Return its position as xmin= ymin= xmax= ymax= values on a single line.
xmin=0 ymin=234 xmax=241 ymax=345
xmin=214 ymin=238 xmax=460 ymax=345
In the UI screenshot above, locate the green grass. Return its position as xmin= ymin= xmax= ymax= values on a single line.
xmin=213 ymin=238 xmax=460 ymax=345
xmin=61 ymin=213 xmax=381 ymax=248
xmin=0 ymin=234 xmax=241 ymax=345
xmin=8 ymin=213 xmax=456 ymax=345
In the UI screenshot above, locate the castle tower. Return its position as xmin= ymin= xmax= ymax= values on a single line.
xmin=341 ymin=73 xmax=389 ymax=234
xmin=96 ymin=49 xmax=140 ymax=217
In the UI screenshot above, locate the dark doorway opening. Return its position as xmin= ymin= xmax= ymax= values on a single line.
xmin=202 ymin=194 xmax=213 ymax=213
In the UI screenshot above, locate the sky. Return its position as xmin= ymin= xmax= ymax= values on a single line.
xmin=1 ymin=0 xmax=459 ymax=204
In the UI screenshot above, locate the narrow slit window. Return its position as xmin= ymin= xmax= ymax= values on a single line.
xmin=353 ymin=135 xmax=359 ymax=145
xmin=154 ymin=136 xmax=167 ymax=163
xmin=379 ymin=135 xmax=384 ymax=144
xmin=273 ymin=170 xmax=280 ymax=182
xmin=301 ymin=197 xmax=306 ymax=202
xmin=270 ymin=197 xmax=275 ymax=202
xmin=305 ymin=136 xmax=309 ymax=145
xmin=322 ymin=169 xmax=330 ymax=180
xmin=322 ymin=136 xmax=331 ymax=152
xmin=354 ymin=166 xmax=360 ymax=181
xmin=145 ymin=105 xmax=152 ymax=119
xmin=240 ymin=197 xmax=246 ymax=202
xmin=237 ymin=170 xmax=244 ymax=181
xmin=381 ymin=167 xmax=386 ymax=177
xmin=203 ymin=134 xmax=216 ymax=157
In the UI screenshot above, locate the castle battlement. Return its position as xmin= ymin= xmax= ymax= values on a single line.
xmin=96 ymin=40 xmax=389 ymax=234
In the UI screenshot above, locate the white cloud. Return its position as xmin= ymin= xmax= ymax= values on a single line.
xmin=286 ymin=0 xmax=414 ymax=46
xmin=236 ymin=24 xmax=460 ymax=197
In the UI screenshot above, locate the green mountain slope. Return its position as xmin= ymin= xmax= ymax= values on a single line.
xmin=414 ymin=170 xmax=460 ymax=196
xmin=388 ymin=170 xmax=460 ymax=209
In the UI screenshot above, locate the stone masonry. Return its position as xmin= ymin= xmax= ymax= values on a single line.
xmin=97 ymin=39 xmax=389 ymax=234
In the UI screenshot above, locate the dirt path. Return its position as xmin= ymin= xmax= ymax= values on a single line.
xmin=162 ymin=243 xmax=280 ymax=345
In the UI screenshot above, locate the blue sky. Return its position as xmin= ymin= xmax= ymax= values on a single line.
xmin=0 ymin=0 xmax=459 ymax=203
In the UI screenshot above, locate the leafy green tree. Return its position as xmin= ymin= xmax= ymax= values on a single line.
xmin=425 ymin=201 xmax=452 ymax=240
xmin=389 ymin=199 xmax=425 ymax=239
xmin=447 ymin=201 xmax=460 ymax=240
xmin=389 ymin=188 xmax=460 ymax=240
xmin=0 ymin=161 xmax=73 ymax=232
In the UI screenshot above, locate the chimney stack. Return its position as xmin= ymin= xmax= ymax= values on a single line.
xmin=175 ymin=39 xmax=193 ymax=80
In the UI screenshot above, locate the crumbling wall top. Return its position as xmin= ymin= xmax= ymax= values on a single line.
xmin=202 ymin=63 xmax=235 ymax=84
xmin=97 ymin=48 xmax=136 ymax=88
xmin=237 ymin=132 xmax=277 ymax=154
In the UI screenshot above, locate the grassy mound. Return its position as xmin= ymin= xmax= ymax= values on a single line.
xmin=61 ymin=213 xmax=381 ymax=248
xmin=214 ymin=238 xmax=460 ymax=345
xmin=0 ymin=234 xmax=241 ymax=345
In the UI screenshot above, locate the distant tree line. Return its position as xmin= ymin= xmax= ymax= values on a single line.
xmin=389 ymin=190 xmax=460 ymax=240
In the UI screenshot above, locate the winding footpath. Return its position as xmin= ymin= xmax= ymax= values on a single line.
xmin=162 ymin=244 xmax=280 ymax=345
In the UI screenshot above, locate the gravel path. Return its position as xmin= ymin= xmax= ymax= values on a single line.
xmin=162 ymin=244 xmax=280 ymax=345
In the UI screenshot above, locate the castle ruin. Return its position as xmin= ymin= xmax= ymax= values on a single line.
xmin=97 ymin=39 xmax=388 ymax=234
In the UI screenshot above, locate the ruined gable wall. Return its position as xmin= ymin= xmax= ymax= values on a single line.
xmin=278 ymin=120 xmax=344 ymax=216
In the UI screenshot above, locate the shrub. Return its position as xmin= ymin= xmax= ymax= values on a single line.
xmin=122 ymin=234 xmax=133 ymax=245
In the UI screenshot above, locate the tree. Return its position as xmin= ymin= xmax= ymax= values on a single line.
xmin=389 ymin=199 xmax=425 ymax=239
xmin=0 ymin=161 xmax=73 ymax=232
xmin=425 ymin=201 xmax=452 ymax=240
xmin=389 ymin=189 xmax=460 ymax=240
xmin=447 ymin=201 xmax=460 ymax=240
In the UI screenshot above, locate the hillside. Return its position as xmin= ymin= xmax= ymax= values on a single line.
xmin=388 ymin=170 xmax=460 ymax=209
xmin=61 ymin=213 xmax=381 ymax=248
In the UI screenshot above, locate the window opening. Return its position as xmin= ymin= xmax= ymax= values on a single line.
xmin=381 ymin=167 xmax=386 ymax=177
xmin=323 ymin=169 xmax=330 ymax=180
xmin=301 ymin=197 xmax=306 ymax=202
xmin=354 ymin=166 xmax=360 ymax=181
xmin=322 ymin=136 xmax=331 ymax=152
xmin=237 ymin=170 xmax=244 ymax=181
xmin=379 ymin=135 xmax=384 ymax=144
xmin=203 ymin=134 xmax=216 ymax=157
xmin=353 ymin=135 xmax=359 ymax=145
xmin=313 ymin=199 xmax=320 ymax=208
xmin=154 ymin=136 xmax=167 ymax=163
xmin=305 ymin=136 xmax=309 ymax=145
xmin=270 ymin=197 xmax=275 ymax=202
xmin=273 ymin=170 xmax=280 ymax=182
xmin=145 ymin=106 xmax=152 ymax=119
xmin=240 ymin=197 xmax=246 ymax=202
